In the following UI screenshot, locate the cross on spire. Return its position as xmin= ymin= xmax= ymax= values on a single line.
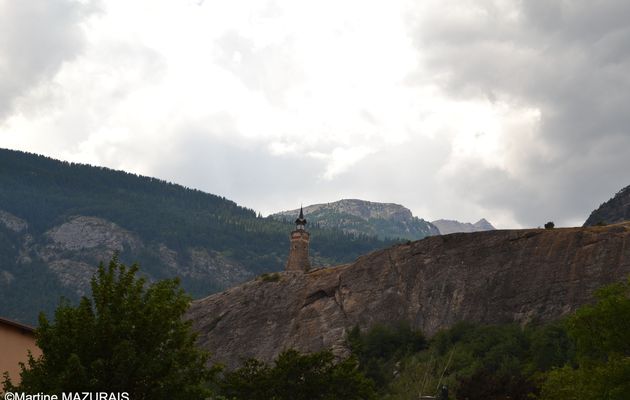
xmin=295 ymin=205 xmax=307 ymax=229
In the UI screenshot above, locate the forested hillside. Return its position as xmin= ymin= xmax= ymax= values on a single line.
xmin=0 ymin=148 xmax=396 ymax=324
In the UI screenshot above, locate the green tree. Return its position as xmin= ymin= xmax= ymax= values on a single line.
xmin=382 ymin=322 xmax=572 ymax=400
xmin=219 ymin=349 xmax=376 ymax=400
xmin=2 ymin=257 xmax=216 ymax=399
xmin=347 ymin=322 xmax=427 ymax=390
xmin=540 ymin=277 xmax=630 ymax=399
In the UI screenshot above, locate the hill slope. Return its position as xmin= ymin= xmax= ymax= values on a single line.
xmin=188 ymin=223 xmax=630 ymax=369
xmin=271 ymin=199 xmax=439 ymax=240
xmin=0 ymin=148 xmax=396 ymax=324
xmin=584 ymin=184 xmax=630 ymax=226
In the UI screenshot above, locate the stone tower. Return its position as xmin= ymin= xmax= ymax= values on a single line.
xmin=286 ymin=206 xmax=311 ymax=272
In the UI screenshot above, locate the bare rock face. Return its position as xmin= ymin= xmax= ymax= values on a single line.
xmin=45 ymin=216 xmax=141 ymax=252
xmin=40 ymin=216 xmax=143 ymax=293
xmin=188 ymin=223 xmax=630 ymax=369
xmin=48 ymin=260 xmax=97 ymax=296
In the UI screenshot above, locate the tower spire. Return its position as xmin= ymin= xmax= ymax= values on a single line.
xmin=286 ymin=205 xmax=311 ymax=272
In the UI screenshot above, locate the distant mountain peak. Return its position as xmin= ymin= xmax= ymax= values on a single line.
xmin=473 ymin=218 xmax=494 ymax=230
xmin=431 ymin=218 xmax=496 ymax=235
xmin=271 ymin=199 xmax=438 ymax=240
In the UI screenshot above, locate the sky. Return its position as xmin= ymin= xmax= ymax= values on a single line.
xmin=1 ymin=0 xmax=630 ymax=228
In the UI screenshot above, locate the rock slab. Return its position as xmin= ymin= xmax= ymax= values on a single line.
xmin=188 ymin=223 xmax=630 ymax=369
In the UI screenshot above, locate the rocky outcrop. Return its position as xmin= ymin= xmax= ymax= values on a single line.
xmin=584 ymin=184 xmax=630 ymax=226
xmin=0 ymin=210 xmax=28 ymax=233
xmin=45 ymin=216 xmax=141 ymax=252
xmin=37 ymin=217 xmax=143 ymax=293
xmin=188 ymin=223 xmax=630 ymax=369
xmin=272 ymin=199 xmax=439 ymax=240
xmin=40 ymin=218 xmax=253 ymax=295
xmin=431 ymin=218 xmax=495 ymax=235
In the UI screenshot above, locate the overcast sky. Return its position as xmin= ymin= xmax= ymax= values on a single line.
xmin=1 ymin=0 xmax=629 ymax=228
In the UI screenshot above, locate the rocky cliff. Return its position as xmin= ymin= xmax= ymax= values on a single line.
xmin=584 ymin=184 xmax=630 ymax=226
xmin=271 ymin=199 xmax=439 ymax=240
xmin=188 ymin=223 xmax=630 ymax=369
xmin=431 ymin=218 xmax=495 ymax=235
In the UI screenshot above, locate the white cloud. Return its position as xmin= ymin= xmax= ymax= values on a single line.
xmin=1 ymin=0 xmax=629 ymax=229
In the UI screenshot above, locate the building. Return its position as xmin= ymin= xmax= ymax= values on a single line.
xmin=286 ymin=206 xmax=311 ymax=272
xmin=0 ymin=317 xmax=41 ymax=387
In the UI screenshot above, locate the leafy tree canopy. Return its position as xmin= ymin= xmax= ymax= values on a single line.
xmin=540 ymin=277 xmax=630 ymax=399
xmin=349 ymin=321 xmax=573 ymax=400
xmin=218 ymin=349 xmax=376 ymax=400
xmin=347 ymin=322 xmax=427 ymax=390
xmin=2 ymin=257 xmax=216 ymax=400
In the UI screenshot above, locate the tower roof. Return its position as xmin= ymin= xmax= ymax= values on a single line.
xmin=295 ymin=206 xmax=307 ymax=226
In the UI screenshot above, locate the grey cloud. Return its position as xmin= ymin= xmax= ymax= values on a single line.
xmin=0 ymin=0 xmax=101 ymax=119
xmin=409 ymin=0 xmax=630 ymax=226
xmin=147 ymin=119 xmax=324 ymax=214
